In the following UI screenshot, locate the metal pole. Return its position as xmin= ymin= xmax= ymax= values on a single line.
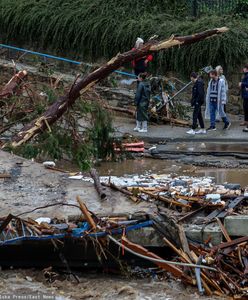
xmin=168 ymin=80 xmax=192 ymax=103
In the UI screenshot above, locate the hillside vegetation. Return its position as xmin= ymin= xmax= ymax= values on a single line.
xmin=0 ymin=0 xmax=248 ymax=74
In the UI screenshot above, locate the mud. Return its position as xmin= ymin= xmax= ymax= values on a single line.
xmin=0 ymin=150 xmax=155 ymax=219
xmin=0 ymin=270 xmax=223 ymax=300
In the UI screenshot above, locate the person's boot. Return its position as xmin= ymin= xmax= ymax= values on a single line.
xmin=138 ymin=121 xmax=148 ymax=133
xmin=240 ymin=121 xmax=248 ymax=126
xmin=243 ymin=127 xmax=248 ymax=132
xmin=133 ymin=121 xmax=142 ymax=131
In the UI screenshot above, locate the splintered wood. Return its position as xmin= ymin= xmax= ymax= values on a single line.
xmin=8 ymin=27 xmax=228 ymax=147
xmin=0 ymin=70 xmax=27 ymax=100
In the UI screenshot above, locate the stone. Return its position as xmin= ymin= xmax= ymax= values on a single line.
xmin=184 ymin=224 xmax=222 ymax=246
xmin=172 ymin=180 xmax=187 ymax=187
xmin=224 ymin=215 xmax=248 ymax=236
xmin=224 ymin=183 xmax=241 ymax=190
xmin=127 ymin=227 xmax=164 ymax=247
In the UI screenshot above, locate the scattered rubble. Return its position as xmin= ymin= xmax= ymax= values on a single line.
xmin=1 ymin=169 xmax=247 ymax=298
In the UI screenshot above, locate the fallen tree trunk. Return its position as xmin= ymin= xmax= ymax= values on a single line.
xmin=90 ymin=168 xmax=107 ymax=201
xmin=161 ymin=116 xmax=190 ymax=126
xmin=103 ymin=105 xmax=135 ymax=117
xmin=8 ymin=27 xmax=228 ymax=148
xmin=101 ymin=182 xmax=133 ymax=196
xmin=0 ymin=70 xmax=27 ymax=101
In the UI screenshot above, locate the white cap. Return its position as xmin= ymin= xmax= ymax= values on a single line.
xmin=135 ymin=37 xmax=144 ymax=48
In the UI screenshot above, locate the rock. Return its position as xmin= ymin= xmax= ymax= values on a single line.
xmin=117 ymin=285 xmax=136 ymax=296
xmin=80 ymin=291 xmax=95 ymax=299
xmin=224 ymin=183 xmax=241 ymax=190
xmin=172 ymin=180 xmax=187 ymax=187
xmin=25 ymin=276 xmax=33 ymax=282
xmin=43 ymin=161 xmax=56 ymax=168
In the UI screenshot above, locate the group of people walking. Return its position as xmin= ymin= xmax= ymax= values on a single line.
xmin=187 ymin=64 xmax=248 ymax=135
xmin=187 ymin=66 xmax=230 ymax=135
xmin=131 ymin=36 xmax=248 ymax=135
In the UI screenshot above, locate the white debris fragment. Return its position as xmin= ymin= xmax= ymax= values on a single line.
xmin=69 ymin=175 xmax=84 ymax=180
xmin=43 ymin=161 xmax=56 ymax=167
xmin=35 ymin=217 xmax=51 ymax=224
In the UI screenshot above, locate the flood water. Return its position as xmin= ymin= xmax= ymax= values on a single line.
xmin=157 ymin=142 xmax=248 ymax=154
xmin=97 ymin=158 xmax=248 ymax=187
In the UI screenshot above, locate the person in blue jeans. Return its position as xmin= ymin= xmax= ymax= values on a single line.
xmin=205 ymin=69 xmax=231 ymax=131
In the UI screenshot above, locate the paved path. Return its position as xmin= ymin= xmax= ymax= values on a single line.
xmin=114 ymin=116 xmax=248 ymax=143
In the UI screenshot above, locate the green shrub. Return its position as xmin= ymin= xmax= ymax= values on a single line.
xmin=0 ymin=1 xmax=247 ymax=75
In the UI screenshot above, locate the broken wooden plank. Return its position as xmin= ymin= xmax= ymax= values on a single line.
xmin=0 ymin=70 xmax=27 ymax=100
xmin=103 ymin=105 xmax=135 ymax=116
xmin=76 ymin=196 xmax=97 ymax=231
xmin=205 ymin=196 xmax=244 ymax=221
xmin=140 ymin=189 xmax=191 ymax=208
xmin=211 ymin=236 xmax=248 ymax=252
xmin=216 ymin=196 xmax=245 ymax=218
xmin=163 ymin=236 xmax=222 ymax=295
xmin=215 ymin=218 xmax=231 ymax=242
xmin=177 ymin=224 xmax=193 ymax=260
xmin=178 ymin=206 xmax=206 ymax=223
xmin=0 ymin=173 xmax=11 ymax=179
xmin=122 ymin=236 xmax=192 ymax=283
xmin=0 ymin=214 xmax=14 ymax=234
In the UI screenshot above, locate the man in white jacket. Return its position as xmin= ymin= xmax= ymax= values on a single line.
xmin=205 ymin=70 xmax=231 ymax=131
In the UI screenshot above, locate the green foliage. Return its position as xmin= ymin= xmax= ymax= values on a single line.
xmin=233 ymin=0 xmax=248 ymax=17
xmin=0 ymin=1 xmax=247 ymax=75
xmin=169 ymin=100 xmax=191 ymax=120
xmin=89 ymin=102 xmax=115 ymax=159
xmin=14 ymin=143 xmax=40 ymax=159
xmin=11 ymin=101 xmax=115 ymax=171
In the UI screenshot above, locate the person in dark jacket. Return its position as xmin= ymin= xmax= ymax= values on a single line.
xmin=132 ymin=38 xmax=153 ymax=77
xmin=187 ymin=72 xmax=206 ymax=135
xmin=239 ymin=64 xmax=248 ymax=131
xmin=133 ymin=73 xmax=151 ymax=133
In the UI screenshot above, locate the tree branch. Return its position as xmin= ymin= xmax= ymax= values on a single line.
xmin=6 ymin=27 xmax=228 ymax=148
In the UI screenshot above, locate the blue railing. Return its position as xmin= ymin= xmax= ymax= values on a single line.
xmin=0 ymin=43 xmax=136 ymax=78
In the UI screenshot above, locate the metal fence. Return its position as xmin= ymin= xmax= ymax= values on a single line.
xmin=189 ymin=0 xmax=244 ymax=16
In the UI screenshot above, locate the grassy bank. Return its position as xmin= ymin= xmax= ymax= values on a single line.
xmin=0 ymin=0 xmax=247 ymax=74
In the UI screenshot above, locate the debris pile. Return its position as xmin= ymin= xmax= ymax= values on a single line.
xmin=0 ymin=180 xmax=247 ymax=298
xmin=68 ymin=172 xmax=248 ymax=297
xmin=74 ymin=173 xmax=244 ymax=208
xmin=1 ymin=165 xmax=248 ymax=298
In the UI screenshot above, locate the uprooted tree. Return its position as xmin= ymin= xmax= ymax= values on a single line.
xmin=5 ymin=27 xmax=228 ymax=148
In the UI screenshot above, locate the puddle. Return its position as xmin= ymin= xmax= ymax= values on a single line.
xmin=160 ymin=142 xmax=248 ymax=153
xmin=97 ymin=158 xmax=248 ymax=187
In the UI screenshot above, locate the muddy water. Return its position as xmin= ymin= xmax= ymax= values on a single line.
xmin=0 ymin=270 xmax=222 ymax=300
xmin=97 ymin=158 xmax=248 ymax=187
xmin=171 ymin=142 xmax=248 ymax=153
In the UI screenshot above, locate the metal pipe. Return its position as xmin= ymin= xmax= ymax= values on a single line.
xmin=168 ymin=80 xmax=192 ymax=102
xmin=108 ymin=235 xmax=217 ymax=272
